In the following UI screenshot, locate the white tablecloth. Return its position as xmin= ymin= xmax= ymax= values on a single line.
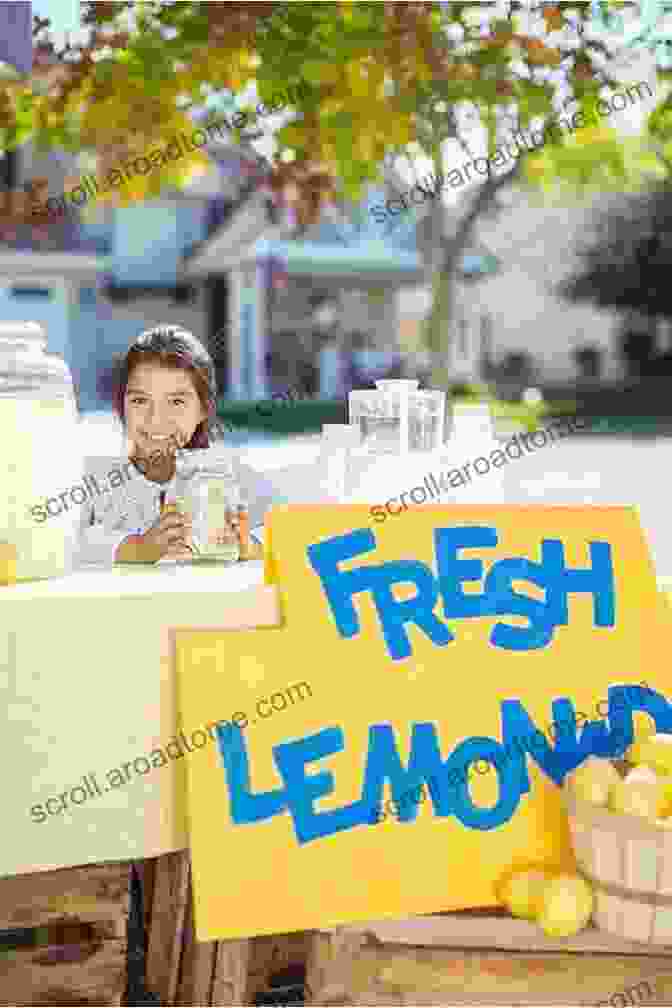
xmin=1 ymin=560 xmax=278 ymax=877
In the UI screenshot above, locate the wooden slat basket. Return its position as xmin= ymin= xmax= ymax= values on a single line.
xmin=565 ymin=761 xmax=672 ymax=945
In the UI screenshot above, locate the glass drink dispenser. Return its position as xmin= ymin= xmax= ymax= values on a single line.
xmin=0 ymin=322 xmax=82 ymax=582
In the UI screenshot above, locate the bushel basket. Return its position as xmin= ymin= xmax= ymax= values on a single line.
xmin=564 ymin=761 xmax=672 ymax=945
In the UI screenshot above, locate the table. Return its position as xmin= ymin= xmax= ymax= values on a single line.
xmin=0 ymin=558 xmax=276 ymax=878
xmin=0 ymin=556 xmax=282 ymax=1005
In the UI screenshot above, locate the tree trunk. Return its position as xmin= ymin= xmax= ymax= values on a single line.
xmin=422 ymin=160 xmax=522 ymax=390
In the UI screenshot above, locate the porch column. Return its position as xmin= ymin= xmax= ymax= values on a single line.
xmin=249 ymin=261 xmax=269 ymax=401
xmin=230 ymin=263 xmax=269 ymax=401
xmin=228 ymin=267 xmax=246 ymax=401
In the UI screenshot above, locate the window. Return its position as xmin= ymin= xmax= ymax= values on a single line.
xmin=9 ymin=286 xmax=52 ymax=300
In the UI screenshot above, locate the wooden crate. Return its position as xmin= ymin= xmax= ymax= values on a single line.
xmin=305 ymin=909 xmax=672 ymax=1006
xmin=245 ymin=929 xmax=312 ymax=1004
xmin=0 ymin=860 xmax=130 ymax=1007
xmin=143 ymin=850 xmax=309 ymax=1006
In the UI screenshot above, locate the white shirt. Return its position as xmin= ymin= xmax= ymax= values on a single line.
xmin=76 ymin=449 xmax=280 ymax=567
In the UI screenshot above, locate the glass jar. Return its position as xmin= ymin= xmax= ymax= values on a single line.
xmin=174 ymin=451 xmax=240 ymax=564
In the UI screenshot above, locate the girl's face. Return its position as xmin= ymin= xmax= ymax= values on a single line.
xmin=124 ymin=361 xmax=207 ymax=462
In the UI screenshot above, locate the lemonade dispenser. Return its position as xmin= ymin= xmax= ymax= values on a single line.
xmin=0 ymin=322 xmax=83 ymax=581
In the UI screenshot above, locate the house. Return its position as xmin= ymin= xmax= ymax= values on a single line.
xmin=1 ymin=119 xmax=430 ymax=413
xmin=0 ymin=136 xmax=257 ymax=410
xmin=181 ymin=173 xmax=426 ymax=401
xmin=390 ymin=169 xmax=639 ymax=390
xmin=452 ymin=186 xmax=630 ymax=387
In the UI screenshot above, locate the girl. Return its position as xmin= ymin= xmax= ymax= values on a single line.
xmin=78 ymin=325 xmax=276 ymax=566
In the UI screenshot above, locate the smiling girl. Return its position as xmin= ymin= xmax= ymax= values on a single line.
xmin=78 ymin=325 xmax=276 ymax=565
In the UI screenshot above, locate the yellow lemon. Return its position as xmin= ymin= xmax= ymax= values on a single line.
xmin=626 ymin=765 xmax=660 ymax=783
xmin=0 ymin=542 xmax=16 ymax=586
xmin=536 ymin=875 xmax=594 ymax=938
xmin=609 ymin=769 xmax=671 ymax=822
xmin=497 ymin=868 xmax=553 ymax=920
xmin=628 ymin=734 xmax=672 ymax=776
xmin=569 ymin=757 xmax=621 ymax=807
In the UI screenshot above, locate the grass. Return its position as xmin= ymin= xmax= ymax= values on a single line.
xmin=451 ymin=385 xmax=578 ymax=433
xmin=217 ymin=386 xmax=580 ymax=438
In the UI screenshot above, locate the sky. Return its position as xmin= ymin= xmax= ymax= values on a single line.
xmin=32 ymin=0 xmax=83 ymax=51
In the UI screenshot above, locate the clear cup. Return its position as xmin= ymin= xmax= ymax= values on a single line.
xmin=409 ymin=390 xmax=445 ymax=452
xmin=318 ymin=424 xmax=361 ymax=499
xmin=349 ymin=380 xmax=445 ymax=454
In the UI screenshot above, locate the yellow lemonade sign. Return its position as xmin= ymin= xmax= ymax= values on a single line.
xmin=176 ymin=506 xmax=672 ymax=940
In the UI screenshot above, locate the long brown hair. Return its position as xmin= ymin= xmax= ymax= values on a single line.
xmin=112 ymin=325 xmax=217 ymax=449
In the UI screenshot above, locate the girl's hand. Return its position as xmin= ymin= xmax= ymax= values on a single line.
xmin=211 ymin=514 xmax=239 ymax=548
xmin=115 ymin=503 xmax=192 ymax=563
xmin=143 ymin=501 xmax=193 ymax=558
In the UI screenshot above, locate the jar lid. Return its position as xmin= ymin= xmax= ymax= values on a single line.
xmin=0 ymin=322 xmax=74 ymax=397
xmin=375 ymin=379 xmax=420 ymax=393
xmin=0 ymin=321 xmax=47 ymax=353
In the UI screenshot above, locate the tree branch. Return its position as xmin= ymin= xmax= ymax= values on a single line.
xmin=439 ymin=154 xmax=522 ymax=268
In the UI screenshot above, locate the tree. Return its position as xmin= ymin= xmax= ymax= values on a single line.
xmin=559 ymin=182 xmax=672 ymax=378
xmin=561 ymin=185 xmax=672 ymax=317
xmin=5 ymin=1 xmax=670 ymax=375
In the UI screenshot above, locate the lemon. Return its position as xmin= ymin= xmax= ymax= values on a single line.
xmin=626 ymin=765 xmax=661 ymax=786
xmin=628 ymin=734 xmax=672 ymax=776
xmin=0 ymin=543 xmax=16 ymax=586
xmin=609 ymin=769 xmax=671 ymax=821
xmin=536 ymin=875 xmax=594 ymax=938
xmin=569 ymin=757 xmax=620 ymax=807
xmin=498 ymin=868 xmax=553 ymax=920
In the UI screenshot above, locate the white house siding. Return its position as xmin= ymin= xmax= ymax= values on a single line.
xmin=456 ymin=189 xmax=626 ymax=382
xmin=394 ymin=189 xmax=628 ymax=383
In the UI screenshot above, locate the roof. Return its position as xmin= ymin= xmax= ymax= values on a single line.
xmin=184 ymin=177 xmax=424 ymax=286
xmin=254 ymin=237 xmax=422 ymax=280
